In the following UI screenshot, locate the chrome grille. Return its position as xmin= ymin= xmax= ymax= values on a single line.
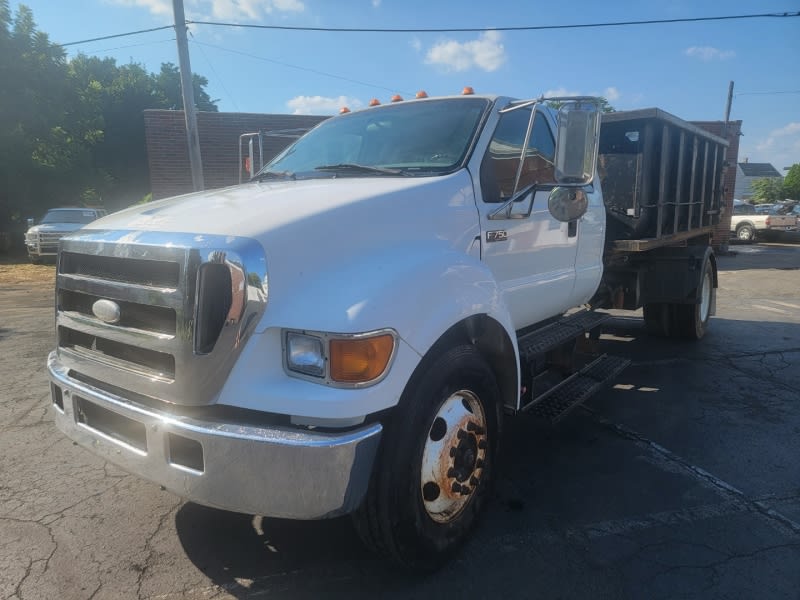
xmin=56 ymin=230 xmax=268 ymax=406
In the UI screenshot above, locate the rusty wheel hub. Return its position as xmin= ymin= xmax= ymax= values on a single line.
xmin=420 ymin=390 xmax=488 ymax=523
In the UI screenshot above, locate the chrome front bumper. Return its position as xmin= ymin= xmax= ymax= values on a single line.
xmin=48 ymin=353 xmax=382 ymax=519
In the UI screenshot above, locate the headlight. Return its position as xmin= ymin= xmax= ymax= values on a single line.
xmin=284 ymin=329 xmax=397 ymax=386
xmin=286 ymin=332 xmax=325 ymax=377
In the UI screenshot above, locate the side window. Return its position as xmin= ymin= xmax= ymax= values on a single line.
xmin=480 ymin=109 xmax=555 ymax=203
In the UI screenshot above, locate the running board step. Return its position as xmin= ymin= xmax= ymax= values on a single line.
xmin=517 ymin=310 xmax=612 ymax=362
xmin=522 ymin=354 xmax=630 ymax=423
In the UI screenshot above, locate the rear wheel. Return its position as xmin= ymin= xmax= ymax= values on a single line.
xmin=353 ymin=345 xmax=500 ymax=570
xmin=674 ymin=257 xmax=714 ymax=339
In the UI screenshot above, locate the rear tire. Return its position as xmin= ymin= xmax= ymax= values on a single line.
xmin=352 ymin=345 xmax=500 ymax=570
xmin=674 ymin=257 xmax=714 ymax=340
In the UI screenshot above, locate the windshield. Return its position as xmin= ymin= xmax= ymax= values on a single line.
xmin=260 ymin=98 xmax=490 ymax=178
xmin=40 ymin=209 xmax=98 ymax=224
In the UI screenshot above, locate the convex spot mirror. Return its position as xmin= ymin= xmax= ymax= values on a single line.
xmin=554 ymin=101 xmax=601 ymax=186
xmin=548 ymin=187 xmax=588 ymax=223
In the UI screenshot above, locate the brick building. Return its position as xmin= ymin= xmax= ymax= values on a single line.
xmin=143 ymin=110 xmax=327 ymax=200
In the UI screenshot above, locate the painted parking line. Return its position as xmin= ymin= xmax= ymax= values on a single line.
xmin=569 ymin=500 xmax=750 ymax=540
xmin=752 ymin=304 xmax=789 ymax=314
xmin=767 ymin=300 xmax=800 ymax=310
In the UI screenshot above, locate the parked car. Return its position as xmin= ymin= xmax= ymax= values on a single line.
xmin=730 ymin=203 xmax=797 ymax=243
xmin=25 ymin=207 xmax=107 ymax=263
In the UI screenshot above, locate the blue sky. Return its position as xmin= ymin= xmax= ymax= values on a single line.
xmin=13 ymin=0 xmax=800 ymax=174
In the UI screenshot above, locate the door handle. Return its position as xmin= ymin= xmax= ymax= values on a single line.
xmin=568 ymin=220 xmax=577 ymax=238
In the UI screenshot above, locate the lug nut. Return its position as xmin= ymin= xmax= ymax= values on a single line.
xmin=467 ymin=422 xmax=485 ymax=435
xmin=478 ymin=439 xmax=487 ymax=449
xmin=449 ymin=447 xmax=458 ymax=457
xmin=460 ymin=485 xmax=472 ymax=495
xmin=476 ymin=459 xmax=484 ymax=469
xmin=457 ymin=429 xmax=467 ymax=440
xmin=447 ymin=467 xmax=456 ymax=478
xmin=470 ymin=476 xmax=479 ymax=486
xmin=451 ymin=482 xmax=462 ymax=493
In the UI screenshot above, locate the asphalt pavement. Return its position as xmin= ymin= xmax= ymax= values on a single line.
xmin=1 ymin=242 xmax=798 ymax=600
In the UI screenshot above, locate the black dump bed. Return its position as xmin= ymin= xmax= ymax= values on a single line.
xmin=598 ymin=109 xmax=729 ymax=252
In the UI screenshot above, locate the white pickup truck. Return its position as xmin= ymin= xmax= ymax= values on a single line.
xmin=730 ymin=202 xmax=797 ymax=242
xmin=48 ymin=94 xmax=728 ymax=568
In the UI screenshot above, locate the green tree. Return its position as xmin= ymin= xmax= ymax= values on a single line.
xmin=0 ymin=2 xmax=219 ymax=233
xmin=750 ymin=177 xmax=785 ymax=204
xmin=783 ymin=163 xmax=800 ymax=200
xmin=156 ymin=62 xmax=219 ymax=112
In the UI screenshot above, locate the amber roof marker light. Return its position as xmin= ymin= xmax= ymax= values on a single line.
xmin=461 ymin=86 xmax=475 ymax=95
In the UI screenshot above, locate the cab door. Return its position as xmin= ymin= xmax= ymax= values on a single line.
xmin=476 ymin=105 xmax=579 ymax=330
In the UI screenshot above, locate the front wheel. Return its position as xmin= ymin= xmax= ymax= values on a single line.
xmin=736 ymin=224 xmax=756 ymax=243
xmin=353 ymin=345 xmax=500 ymax=570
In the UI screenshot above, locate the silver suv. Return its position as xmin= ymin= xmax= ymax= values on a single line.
xmin=25 ymin=208 xmax=107 ymax=263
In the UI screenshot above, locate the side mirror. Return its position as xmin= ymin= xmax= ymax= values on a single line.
xmin=26 ymin=218 xmax=34 ymax=228
xmin=548 ymin=187 xmax=589 ymax=222
xmin=554 ymin=101 xmax=601 ymax=186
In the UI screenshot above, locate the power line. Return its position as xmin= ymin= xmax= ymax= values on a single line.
xmin=60 ymin=11 xmax=800 ymax=47
xmin=191 ymin=39 xmax=411 ymax=95
xmin=81 ymin=38 xmax=175 ymax=54
xmin=188 ymin=36 xmax=240 ymax=112
xmin=187 ymin=11 xmax=799 ymax=34
xmin=62 ymin=25 xmax=174 ymax=47
xmin=735 ymin=90 xmax=800 ymax=97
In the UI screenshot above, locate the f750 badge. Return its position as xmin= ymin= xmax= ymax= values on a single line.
xmin=486 ymin=230 xmax=508 ymax=243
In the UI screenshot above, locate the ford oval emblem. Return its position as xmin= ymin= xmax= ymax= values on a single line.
xmin=92 ymin=299 xmax=121 ymax=324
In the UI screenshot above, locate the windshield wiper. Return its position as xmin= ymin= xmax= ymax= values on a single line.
xmin=314 ymin=163 xmax=403 ymax=176
xmin=253 ymin=170 xmax=295 ymax=181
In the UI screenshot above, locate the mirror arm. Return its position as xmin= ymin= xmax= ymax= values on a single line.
xmin=488 ymin=183 xmax=537 ymax=220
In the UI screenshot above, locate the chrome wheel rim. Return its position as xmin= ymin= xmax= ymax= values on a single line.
xmin=738 ymin=227 xmax=751 ymax=241
xmin=700 ymin=268 xmax=712 ymax=322
xmin=420 ymin=390 xmax=488 ymax=523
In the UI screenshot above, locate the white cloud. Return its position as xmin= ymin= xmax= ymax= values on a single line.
xmin=603 ymin=86 xmax=620 ymax=102
xmin=741 ymin=122 xmax=800 ymax=173
xmin=286 ymin=95 xmax=363 ymax=115
xmin=684 ymin=46 xmax=735 ymax=61
xmin=755 ymin=122 xmax=800 ymax=153
xmin=107 ymin=0 xmax=304 ymax=20
xmin=104 ymin=0 xmax=171 ymax=17
xmin=371 ymin=0 xmax=381 ymax=6
xmin=542 ymin=87 xmax=582 ymax=98
xmin=424 ymin=31 xmax=506 ymax=73
xmin=409 ymin=37 xmax=422 ymax=52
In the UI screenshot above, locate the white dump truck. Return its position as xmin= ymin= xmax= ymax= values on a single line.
xmin=48 ymin=93 xmax=729 ymax=568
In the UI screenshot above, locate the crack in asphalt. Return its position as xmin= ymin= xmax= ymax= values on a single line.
xmin=135 ymin=499 xmax=182 ymax=600
xmin=583 ymin=406 xmax=800 ymax=538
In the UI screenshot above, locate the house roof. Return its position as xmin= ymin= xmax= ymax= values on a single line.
xmin=738 ymin=163 xmax=782 ymax=177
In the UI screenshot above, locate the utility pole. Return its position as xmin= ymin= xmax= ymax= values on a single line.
xmin=172 ymin=0 xmax=204 ymax=191
xmin=724 ymin=81 xmax=734 ymax=124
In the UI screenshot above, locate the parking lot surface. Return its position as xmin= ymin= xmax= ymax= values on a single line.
xmin=1 ymin=243 xmax=799 ymax=600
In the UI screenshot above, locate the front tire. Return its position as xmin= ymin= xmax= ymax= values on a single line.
xmin=736 ymin=224 xmax=756 ymax=243
xmin=353 ymin=345 xmax=500 ymax=570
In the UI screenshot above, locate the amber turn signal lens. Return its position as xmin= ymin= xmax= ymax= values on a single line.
xmin=329 ymin=334 xmax=394 ymax=383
